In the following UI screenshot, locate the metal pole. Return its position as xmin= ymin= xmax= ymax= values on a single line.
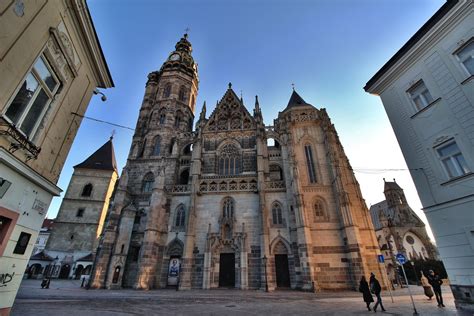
xmin=378 ymin=261 xmax=394 ymax=303
xmin=400 ymin=264 xmax=418 ymax=315
xmin=264 ymin=259 xmax=268 ymax=292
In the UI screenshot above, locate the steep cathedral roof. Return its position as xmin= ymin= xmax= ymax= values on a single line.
xmin=283 ymin=90 xmax=314 ymax=111
xmin=73 ymin=138 xmax=117 ymax=171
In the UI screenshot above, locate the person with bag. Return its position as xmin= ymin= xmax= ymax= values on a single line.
xmin=359 ymin=276 xmax=374 ymax=311
xmin=427 ymin=269 xmax=445 ymax=307
xmin=420 ymin=271 xmax=434 ymax=300
xmin=369 ymin=272 xmax=386 ymax=312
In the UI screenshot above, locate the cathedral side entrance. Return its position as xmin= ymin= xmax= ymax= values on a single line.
xmin=218 ymin=253 xmax=235 ymax=287
xmin=275 ymin=254 xmax=290 ymax=288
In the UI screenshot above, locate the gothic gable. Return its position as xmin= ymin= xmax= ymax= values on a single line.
xmin=204 ymin=87 xmax=256 ymax=132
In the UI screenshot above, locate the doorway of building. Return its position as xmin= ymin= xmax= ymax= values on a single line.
xmin=219 ymin=253 xmax=235 ymax=287
xmin=59 ymin=264 xmax=71 ymax=279
xmin=275 ymin=254 xmax=290 ymax=288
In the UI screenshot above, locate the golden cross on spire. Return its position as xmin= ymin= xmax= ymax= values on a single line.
xmin=291 ymin=83 xmax=295 ymax=91
xmin=110 ymin=129 xmax=116 ymax=140
xmin=184 ymin=27 xmax=190 ymax=38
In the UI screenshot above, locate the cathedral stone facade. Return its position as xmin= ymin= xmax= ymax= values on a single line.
xmin=91 ymin=34 xmax=386 ymax=291
xmin=370 ymin=179 xmax=437 ymax=283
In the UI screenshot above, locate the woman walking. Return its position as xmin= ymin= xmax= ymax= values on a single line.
xmin=420 ymin=271 xmax=434 ymax=300
xmin=359 ymin=276 xmax=374 ymax=311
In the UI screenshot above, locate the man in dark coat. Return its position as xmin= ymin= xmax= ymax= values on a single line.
xmin=369 ymin=272 xmax=386 ymax=312
xmin=427 ymin=270 xmax=445 ymax=307
xmin=359 ymin=276 xmax=374 ymax=311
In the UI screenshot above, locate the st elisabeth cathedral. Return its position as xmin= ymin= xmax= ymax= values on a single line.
xmin=90 ymin=33 xmax=387 ymax=291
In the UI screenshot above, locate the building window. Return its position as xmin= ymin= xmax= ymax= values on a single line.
xmin=408 ymin=80 xmax=433 ymax=111
xmin=13 ymin=232 xmax=31 ymax=255
xmin=175 ymin=205 xmax=185 ymax=228
xmin=436 ymin=141 xmax=470 ymax=178
xmin=455 ymin=40 xmax=474 ymax=76
xmin=142 ymin=172 xmax=155 ymax=193
xmin=0 ymin=216 xmax=13 ymax=247
xmin=178 ymin=85 xmax=186 ymax=101
xmin=81 ymin=184 xmax=93 ymax=197
xmin=304 ymin=145 xmax=317 ymax=183
xmin=153 ymin=136 xmax=161 ymax=156
xmin=163 ymin=83 xmax=171 ymax=98
xmin=223 ymin=197 xmax=234 ymax=218
xmin=218 ymin=144 xmax=241 ymax=176
xmin=175 ymin=111 xmax=182 ymax=128
xmin=4 ymin=55 xmax=60 ymax=139
xmin=313 ymin=199 xmax=328 ymax=222
xmin=159 ymin=110 xmax=166 ymax=124
xmin=272 ymin=202 xmax=283 ymax=225
xmin=76 ymin=209 xmax=85 ymax=217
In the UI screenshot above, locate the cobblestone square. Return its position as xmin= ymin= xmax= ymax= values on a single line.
xmin=11 ymin=280 xmax=473 ymax=315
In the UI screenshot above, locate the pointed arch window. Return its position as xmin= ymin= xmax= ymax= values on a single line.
xmin=178 ymin=85 xmax=186 ymax=101
xmin=81 ymin=184 xmax=93 ymax=197
xmin=223 ymin=197 xmax=234 ymax=219
xmin=153 ymin=136 xmax=161 ymax=156
xmin=142 ymin=172 xmax=154 ymax=193
xmin=175 ymin=111 xmax=182 ymax=128
xmin=163 ymin=83 xmax=171 ymax=98
xmin=159 ymin=109 xmax=166 ymax=124
xmin=304 ymin=144 xmax=317 ymax=183
xmin=272 ymin=202 xmax=283 ymax=225
xmin=218 ymin=144 xmax=241 ymax=176
xmin=175 ymin=205 xmax=186 ymax=228
xmin=313 ymin=199 xmax=328 ymax=222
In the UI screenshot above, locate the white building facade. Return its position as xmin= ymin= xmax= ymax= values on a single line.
xmin=365 ymin=0 xmax=474 ymax=310
xmin=0 ymin=1 xmax=113 ymax=314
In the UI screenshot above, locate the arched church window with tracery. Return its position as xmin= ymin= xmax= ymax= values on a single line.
xmin=153 ymin=136 xmax=161 ymax=156
xmin=81 ymin=183 xmax=93 ymax=197
xmin=222 ymin=197 xmax=234 ymax=219
xmin=175 ymin=205 xmax=185 ymax=228
xmin=272 ymin=202 xmax=283 ymax=225
xmin=142 ymin=172 xmax=154 ymax=193
xmin=313 ymin=199 xmax=328 ymax=222
xmin=218 ymin=144 xmax=241 ymax=176
xmin=178 ymin=85 xmax=186 ymax=101
xmin=163 ymin=83 xmax=171 ymax=98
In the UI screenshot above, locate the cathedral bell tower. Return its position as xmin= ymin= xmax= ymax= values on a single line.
xmin=90 ymin=33 xmax=198 ymax=290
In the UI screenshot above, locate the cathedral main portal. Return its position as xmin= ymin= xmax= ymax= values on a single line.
xmin=219 ymin=253 xmax=235 ymax=287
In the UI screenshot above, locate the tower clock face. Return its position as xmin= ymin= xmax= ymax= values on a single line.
xmin=169 ymin=53 xmax=180 ymax=61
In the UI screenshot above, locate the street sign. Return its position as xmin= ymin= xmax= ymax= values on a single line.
xmin=396 ymin=253 xmax=406 ymax=264
xmin=377 ymin=255 xmax=385 ymax=263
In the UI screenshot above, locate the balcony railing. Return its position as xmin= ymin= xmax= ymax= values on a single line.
xmin=265 ymin=180 xmax=286 ymax=191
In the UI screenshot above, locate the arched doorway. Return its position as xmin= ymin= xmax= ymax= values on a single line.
xmin=273 ymin=240 xmax=291 ymax=288
xmin=75 ymin=264 xmax=84 ymax=279
xmin=166 ymin=238 xmax=183 ymax=287
xmin=59 ymin=264 xmax=71 ymax=279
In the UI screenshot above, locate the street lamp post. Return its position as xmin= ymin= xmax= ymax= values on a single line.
xmin=262 ymin=255 xmax=268 ymax=292
xmin=410 ymin=261 xmax=420 ymax=286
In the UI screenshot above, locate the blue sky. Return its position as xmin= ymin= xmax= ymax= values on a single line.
xmin=48 ymin=0 xmax=445 ymax=238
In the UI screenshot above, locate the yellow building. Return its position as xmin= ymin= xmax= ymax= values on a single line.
xmin=0 ymin=1 xmax=113 ymax=314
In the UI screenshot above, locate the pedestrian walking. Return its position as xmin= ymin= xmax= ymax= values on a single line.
xmin=420 ymin=271 xmax=434 ymax=300
xmin=359 ymin=276 xmax=374 ymax=311
xmin=427 ymin=269 xmax=444 ymax=307
xmin=369 ymin=272 xmax=386 ymax=312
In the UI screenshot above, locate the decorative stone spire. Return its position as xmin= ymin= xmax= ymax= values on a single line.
xmin=253 ymin=95 xmax=263 ymax=124
xmin=200 ymin=101 xmax=207 ymax=121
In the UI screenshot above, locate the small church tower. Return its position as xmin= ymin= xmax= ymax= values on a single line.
xmin=45 ymin=138 xmax=118 ymax=279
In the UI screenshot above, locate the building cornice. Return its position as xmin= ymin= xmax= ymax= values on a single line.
xmin=68 ymin=0 xmax=114 ymax=88
xmin=364 ymin=0 xmax=472 ymax=95
xmin=0 ymin=147 xmax=62 ymax=196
